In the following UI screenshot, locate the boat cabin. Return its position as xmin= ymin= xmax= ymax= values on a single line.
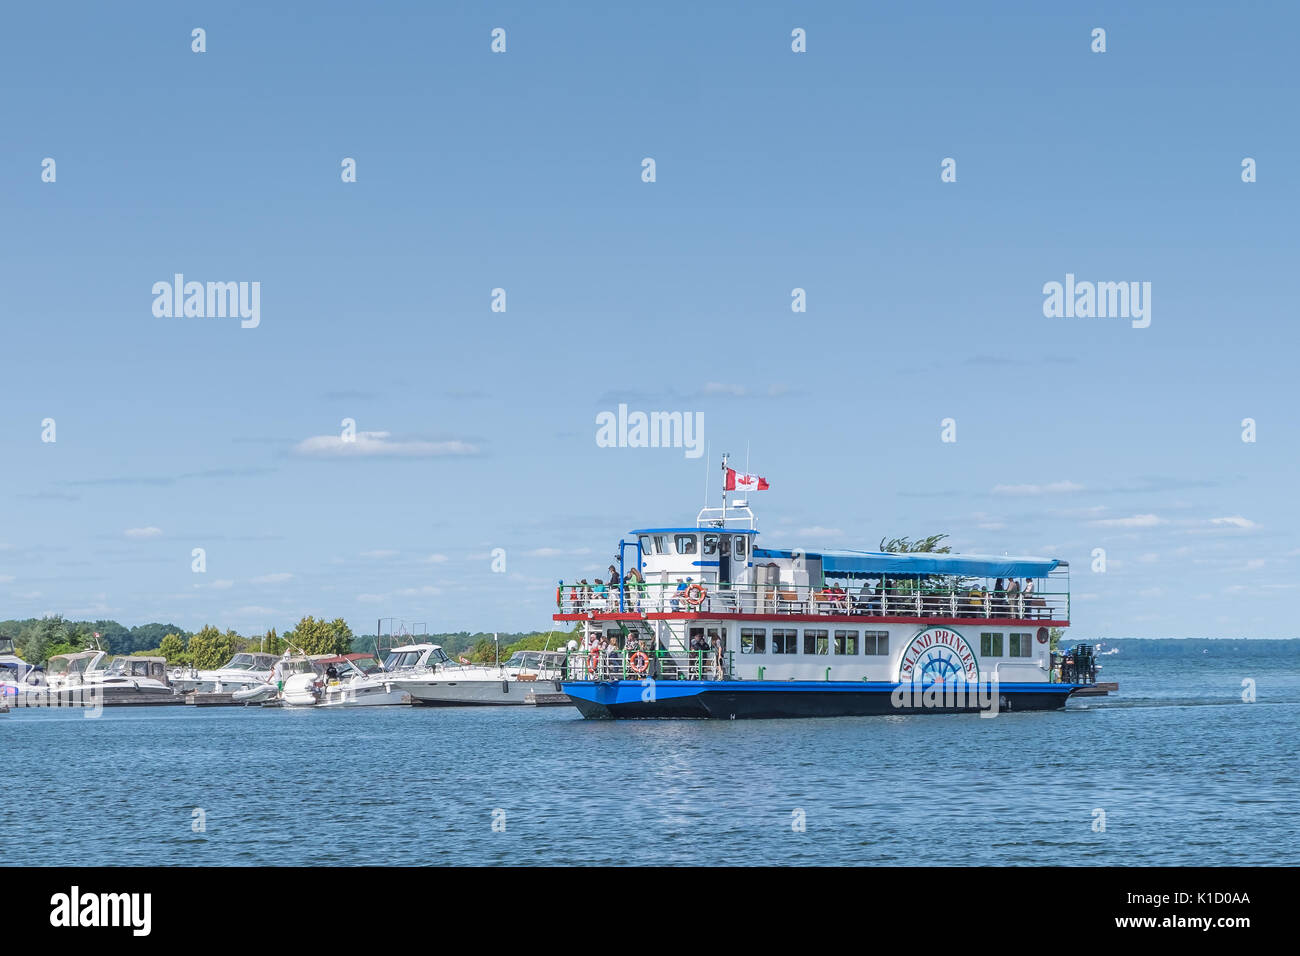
xmin=101 ymin=657 xmax=169 ymax=684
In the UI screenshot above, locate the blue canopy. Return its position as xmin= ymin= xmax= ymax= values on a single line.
xmin=753 ymin=548 xmax=1061 ymax=580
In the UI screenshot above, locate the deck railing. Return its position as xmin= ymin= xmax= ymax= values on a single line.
xmin=557 ymin=581 xmax=1068 ymax=621
xmin=563 ymin=647 xmax=734 ymax=683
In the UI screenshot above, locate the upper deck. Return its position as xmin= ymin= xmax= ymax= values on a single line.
xmin=555 ymin=508 xmax=1070 ymax=627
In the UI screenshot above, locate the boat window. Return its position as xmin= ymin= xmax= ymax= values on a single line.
xmin=675 ymin=534 xmax=697 ymax=555
xmin=1009 ymin=633 xmax=1033 ymax=657
xmin=740 ymin=628 xmax=766 ymax=654
xmin=863 ymin=631 xmax=889 ymax=655
xmin=834 ymin=630 xmax=858 ymax=655
xmin=771 ymin=629 xmax=797 ymax=655
xmin=734 ymin=536 xmax=748 ymax=558
xmin=803 ymin=629 xmax=829 ymax=655
xmin=980 ymin=632 xmax=1004 ymax=657
xmin=129 ymin=660 xmax=150 ymax=677
xmin=702 ymin=534 xmax=719 ymax=556
xmin=653 ymin=535 xmax=669 ymax=554
xmin=638 ymin=535 xmax=652 ymax=556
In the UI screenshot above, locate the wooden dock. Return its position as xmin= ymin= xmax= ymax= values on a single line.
xmin=185 ymin=691 xmax=247 ymax=707
xmin=526 ymin=692 xmax=573 ymax=707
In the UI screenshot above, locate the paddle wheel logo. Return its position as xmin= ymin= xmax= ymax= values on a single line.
xmin=898 ymin=627 xmax=979 ymax=685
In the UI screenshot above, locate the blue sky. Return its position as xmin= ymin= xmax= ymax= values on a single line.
xmin=2 ymin=1 xmax=1297 ymax=638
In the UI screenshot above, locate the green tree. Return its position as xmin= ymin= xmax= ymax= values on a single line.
xmin=187 ymin=625 xmax=238 ymax=669
xmin=157 ymin=633 xmax=186 ymax=662
xmin=878 ymin=534 xmax=951 ymax=553
xmin=284 ymin=617 xmax=353 ymax=656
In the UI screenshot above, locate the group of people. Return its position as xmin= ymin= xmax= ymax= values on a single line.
xmin=567 ymin=564 xmax=649 ymax=610
xmin=577 ymin=626 xmax=727 ymax=681
xmin=804 ymin=577 xmax=1040 ymax=618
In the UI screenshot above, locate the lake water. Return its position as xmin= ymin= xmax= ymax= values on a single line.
xmin=3 ymin=645 xmax=1297 ymax=866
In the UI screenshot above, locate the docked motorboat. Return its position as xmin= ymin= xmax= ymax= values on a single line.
xmin=171 ymin=652 xmax=279 ymax=694
xmin=384 ymin=648 xmax=569 ymax=706
xmin=1 ymin=636 xmax=40 ymax=707
xmin=14 ymin=650 xmax=180 ymax=707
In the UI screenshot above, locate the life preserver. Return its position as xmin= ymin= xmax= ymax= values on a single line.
xmin=629 ymin=651 xmax=649 ymax=675
xmin=684 ymin=583 xmax=707 ymax=607
xmin=587 ymin=649 xmax=600 ymax=676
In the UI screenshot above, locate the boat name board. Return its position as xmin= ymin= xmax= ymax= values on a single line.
xmin=898 ymin=626 xmax=980 ymax=683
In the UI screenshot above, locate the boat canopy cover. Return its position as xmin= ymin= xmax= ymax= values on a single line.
xmin=753 ymin=548 xmax=1062 ymax=579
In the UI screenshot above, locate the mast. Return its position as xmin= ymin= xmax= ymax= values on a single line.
xmin=720 ymin=452 xmax=729 ymax=519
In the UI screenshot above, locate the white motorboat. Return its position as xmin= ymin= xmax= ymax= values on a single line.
xmin=384 ymin=648 xmax=569 ymax=706
xmin=170 ymin=652 xmax=279 ymax=694
xmin=14 ymin=650 xmax=179 ymax=707
xmin=277 ymin=646 xmax=453 ymax=708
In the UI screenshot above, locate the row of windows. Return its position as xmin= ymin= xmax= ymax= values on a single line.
xmin=639 ymin=533 xmax=750 ymax=558
xmin=981 ymin=632 xmax=1035 ymax=658
xmin=740 ymin=628 xmax=890 ymax=657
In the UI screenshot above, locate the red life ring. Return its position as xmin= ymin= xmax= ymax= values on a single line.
xmin=685 ymin=583 xmax=707 ymax=607
xmin=629 ymin=651 xmax=650 ymax=675
xmin=586 ymin=649 xmax=600 ymax=676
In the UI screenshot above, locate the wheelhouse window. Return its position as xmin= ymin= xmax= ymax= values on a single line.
xmin=803 ymin=629 xmax=829 ymax=655
xmin=834 ymin=630 xmax=859 ymax=655
xmin=702 ymin=534 xmax=719 ymax=556
xmin=980 ymin=632 xmax=1004 ymax=657
xmin=1009 ymin=632 xmax=1033 ymax=657
xmin=652 ymin=535 xmax=668 ymax=554
xmin=638 ymin=535 xmax=652 ymax=557
xmin=734 ymin=535 xmax=748 ymax=558
xmin=675 ymin=534 xmax=698 ymax=555
xmin=772 ymin=629 xmax=797 ymax=655
xmin=863 ymin=631 xmax=889 ymax=655
xmin=740 ymin=628 xmax=766 ymax=655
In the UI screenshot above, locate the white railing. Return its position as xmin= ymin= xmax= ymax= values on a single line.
xmin=557 ymin=581 xmax=1068 ymax=621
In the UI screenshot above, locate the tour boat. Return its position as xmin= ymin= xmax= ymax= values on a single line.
xmin=554 ymin=463 xmax=1109 ymax=719
xmin=383 ymin=648 xmax=569 ymax=706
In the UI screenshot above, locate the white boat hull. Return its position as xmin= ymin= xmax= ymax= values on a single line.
xmin=397 ymin=677 xmax=560 ymax=706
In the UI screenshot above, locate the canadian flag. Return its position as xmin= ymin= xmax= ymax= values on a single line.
xmin=725 ymin=468 xmax=769 ymax=491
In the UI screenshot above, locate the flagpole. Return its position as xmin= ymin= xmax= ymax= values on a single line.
xmin=703 ymin=442 xmax=711 ymax=506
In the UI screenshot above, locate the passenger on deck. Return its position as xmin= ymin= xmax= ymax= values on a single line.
xmin=625 ymin=567 xmax=646 ymax=609
xmin=607 ymin=565 xmax=621 ymax=605
xmin=993 ymin=578 xmax=1006 ymax=616
xmin=1022 ymin=577 xmax=1036 ymax=618
xmin=1007 ymin=577 xmax=1022 ymax=617
xmin=709 ymin=632 xmax=724 ymax=680
xmin=690 ymin=630 xmax=709 ymax=678
xmin=673 ymin=577 xmax=691 ymax=611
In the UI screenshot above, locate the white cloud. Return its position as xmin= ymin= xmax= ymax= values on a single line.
xmin=0 ymin=574 xmax=13 ymax=584
xmin=422 ymin=554 xmax=450 ymax=564
xmin=701 ymin=382 xmax=746 ymax=397
xmin=1209 ymin=516 xmax=1257 ymax=529
xmin=1090 ymin=514 xmax=1162 ymax=528
xmin=210 ymin=579 xmax=235 ymax=590
xmin=125 ymin=526 xmax=164 ymax=538
xmin=395 ymin=585 xmax=442 ymax=597
xmin=797 ymin=526 xmax=844 ymax=538
xmin=360 ymin=550 xmax=398 ymax=559
xmin=251 ymin=572 xmax=294 ymax=584
xmin=992 ymin=481 xmax=1084 ymax=496
xmin=293 ymin=431 xmax=479 ymax=458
